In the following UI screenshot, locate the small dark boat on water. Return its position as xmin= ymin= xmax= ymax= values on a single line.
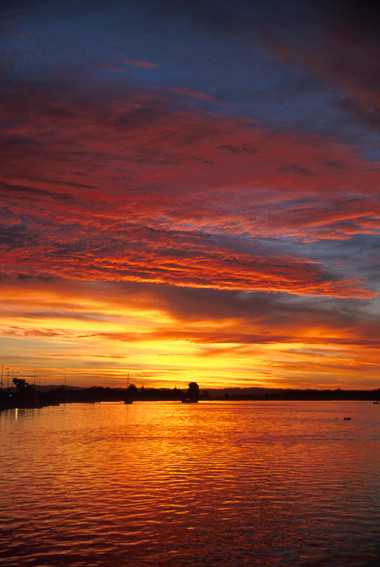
xmin=124 ymin=372 xmax=134 ymax=404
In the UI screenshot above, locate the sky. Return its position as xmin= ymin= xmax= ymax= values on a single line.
xmin=1 ymin=0 xmax=380 ymax=390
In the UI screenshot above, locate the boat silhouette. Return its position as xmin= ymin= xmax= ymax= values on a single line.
xmin=124 ymin=372 xmax=134 ymax=404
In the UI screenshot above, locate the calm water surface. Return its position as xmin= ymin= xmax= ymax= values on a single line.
xmin=1 ymin=401 xmax=379 ymax=566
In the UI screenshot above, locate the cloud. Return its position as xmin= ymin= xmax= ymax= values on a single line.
xmin=1 ymin=272 xmax=379 ymax=388
xmin=4 ymin=273 xmax=379 ymax=358
xmin=216 ymin=142 xmax=258 ymax=155
xmin=172 ymin=86 xmax=216 ymax=103
xmin=124 ymin=59 xmax=158 ymax=70
xmin=0 ymin=220 xmax=374 ymax=297
xmin=1 ymin=80 xmax=379 ymax=299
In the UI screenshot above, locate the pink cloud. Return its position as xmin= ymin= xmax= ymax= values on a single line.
xmin=124 ymin=59 xmax=158 ymax=69
xmin=172 ymin=86 xmax=216 ymax=103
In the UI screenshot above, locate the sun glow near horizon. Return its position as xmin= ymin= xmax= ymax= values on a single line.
xmin=1 ymin=277 xmax=379 ymax=390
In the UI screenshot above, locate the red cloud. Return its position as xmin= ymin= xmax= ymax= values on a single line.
xmin=1 ymin=83 xmax=379 ymax=300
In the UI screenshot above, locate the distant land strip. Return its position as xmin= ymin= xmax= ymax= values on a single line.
xmin=1 ymin=382 xmax=380 ymax=411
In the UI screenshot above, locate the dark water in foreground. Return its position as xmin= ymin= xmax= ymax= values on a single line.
xmin=0 ymin=401 xmax=379 ymax=566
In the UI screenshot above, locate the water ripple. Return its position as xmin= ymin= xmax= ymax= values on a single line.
xmin=1 ymin=401 xmax=379 ymax=566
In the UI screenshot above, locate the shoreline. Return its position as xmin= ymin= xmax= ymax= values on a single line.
xmin=1 ymin=384 xmax=380 ymax=412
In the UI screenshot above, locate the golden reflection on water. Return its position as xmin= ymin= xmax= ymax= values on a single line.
xmin=1 ymin=401 xmax=380 ymax=566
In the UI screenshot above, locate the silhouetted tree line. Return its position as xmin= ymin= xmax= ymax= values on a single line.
xmin=1 ymin=379 xmax=379 ymax=411
xmin=182 ymin=381 xmax=200 ymax=403
xmin=0 ymin=379 xmax=202 ymax=410
xmin=217 ymin=388 xmax=380 ymax=401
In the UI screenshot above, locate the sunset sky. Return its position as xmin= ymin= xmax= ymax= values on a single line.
xmin=1 ymin=0 xmax=380 ymax=390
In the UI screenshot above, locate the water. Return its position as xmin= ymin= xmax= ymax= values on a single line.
xmin=1 ymin=401 xmax=379 ymax=566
